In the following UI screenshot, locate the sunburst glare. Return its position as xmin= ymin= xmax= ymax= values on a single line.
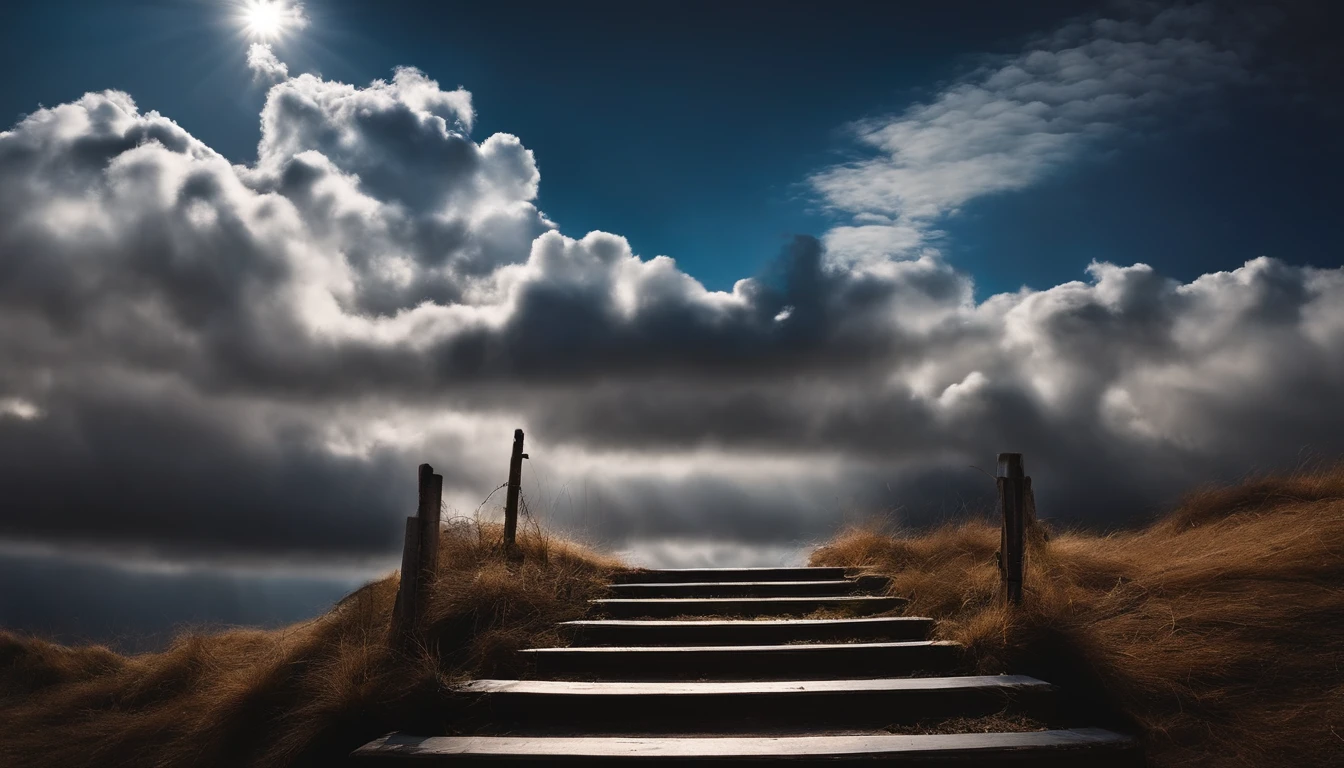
xmin=238 ymin=0 xmax=307 ymax=40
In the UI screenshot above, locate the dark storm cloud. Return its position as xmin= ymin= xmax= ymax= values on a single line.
xmin=0 ymin=546 xmax=362 ymax=653
xmin=1 ymin=2 xmax=1343 ymax=573
xmin=0 ymin=377 xmax=417 ymax=555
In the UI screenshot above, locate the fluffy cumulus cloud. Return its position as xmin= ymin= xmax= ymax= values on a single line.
xmin=247 ymin=43 xmax=289 ymax=83
xmin=1 ymin=2 xmax=1342 ymax=599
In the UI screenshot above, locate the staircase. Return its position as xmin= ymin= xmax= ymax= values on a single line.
xmin=354 ymin=566 xmax=1139 ymax=765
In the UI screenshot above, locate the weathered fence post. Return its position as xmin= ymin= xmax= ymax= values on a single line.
xmin=417 ymin=463 xmax=443 ymax=586
xmin=997 ymin=453 xmax=1029 ymax=606
xmin=391 ymin=463 xmax=443 ymax=648
xmin=503 ymin=429 xmax=527 ymax=552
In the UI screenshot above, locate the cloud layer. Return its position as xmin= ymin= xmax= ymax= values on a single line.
xmin=0 ymin=3 xmax=1341 ymax=578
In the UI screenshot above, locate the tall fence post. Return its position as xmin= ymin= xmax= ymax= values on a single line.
xmin=997 ymin=453 xmax=1028 ymax=606
xmin=391 ymin=463 xmax=443 ymax=648
xmin=417 ymin=463 xmax=443 ymax=589
xmin=503 ymin=429 xmax=527 ymax=552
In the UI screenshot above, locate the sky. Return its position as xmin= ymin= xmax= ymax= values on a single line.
xmin=0 ymin=0 xmax=1342 ymax=649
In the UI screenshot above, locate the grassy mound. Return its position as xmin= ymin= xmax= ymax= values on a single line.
xmin=811 ymin=466 xmax=1344 ymax=768
xmin=0 ymin=523 xmax=622 ymax=768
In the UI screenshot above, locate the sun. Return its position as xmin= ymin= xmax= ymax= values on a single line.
xmin=240 ymin=1 xmax=306 ymax=40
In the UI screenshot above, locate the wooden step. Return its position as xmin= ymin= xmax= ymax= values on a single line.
xmin=608 ymin=567 xmax=848 ymax=584
xmin=520 ymin=641 xmax=962 ymax=681
xmin=353 ymin=728 xmax=1140 ymax=765
xmin=607 ymin=580 xmax=868 ymax=599
xmin=451 ymin=675 xmax=1055 ymax=733
xmin=562 ymin=616 xmax=935 ymax=646
xmin=591 ymin=595 xmax=905 ymax=619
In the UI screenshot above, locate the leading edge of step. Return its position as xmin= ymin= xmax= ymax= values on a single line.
xmin=447 ymin=675 xmax=1057 ymax=735
xmin=519 ymin=640 xmax=960 ymax=656
xmin=353 ymin=728 xmax=1137 ymax=762
xmin=590 ymin=595 xmax=906 ymax=618
xmin=562 ymin=617 xmax=933 ymax=629
xmin=517 ymin=640 xmax=963 ymax=681
xmin=605 ymin=580 xmax=888 ymax=599
xmin=561 ymin=615 xmax=935 ymax=646
xmin=459 ymin=674 xmax=1050 ymax=696
xmin=609 ymin=580 xmax=862 ymax=589
xmin=608 ymin=567 xmax=849 ymax=584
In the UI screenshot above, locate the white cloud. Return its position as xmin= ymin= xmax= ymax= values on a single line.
xmin=0 ymin=7 xmax=1339 ymax=570
xmin=617 ymin=539 xmax=813 ymax=569
xmin=247 ymin=42 xmax=290 ymax=83
xmin=0 ymin=397 xmax=41 ymax=420
xmin=812 ymin=2 xmax=1251 ymax=265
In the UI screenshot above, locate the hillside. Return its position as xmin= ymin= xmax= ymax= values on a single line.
xmin=812 ymin=466 xmax=1344 ymax=767
xmin=2 ymin=467 xmax=1343 ymax=767
xmin=0 ymin=525 xmax=620 ymax=767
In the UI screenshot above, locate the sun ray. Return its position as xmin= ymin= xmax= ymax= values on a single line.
xmin=238 ymin=0 xmax=307 ymax=41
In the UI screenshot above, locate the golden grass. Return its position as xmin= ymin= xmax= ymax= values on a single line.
xmin=0 ymin=522 xmax=623 ymax=768
xmin=7 ymin=468 xmax=1343 ymax=766
xmin=810 ymin=465 xmax=1344 ymax=768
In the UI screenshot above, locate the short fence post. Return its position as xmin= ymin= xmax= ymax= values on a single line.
xmin=997 ymin=453 xmax=1029 ymax=606
xmin=391 ymin=463 xmax=443 ymax=648
xmin=503 ymin=429 xmax=527 ymax=552
xmin=391 ymin=516 xmax=421 ymax=646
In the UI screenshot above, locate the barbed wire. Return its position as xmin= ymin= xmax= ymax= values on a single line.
xmin=473 ymin=482 xmax=510 ymax=515
xmin=427 ymin=443 xmax=544 ymax=541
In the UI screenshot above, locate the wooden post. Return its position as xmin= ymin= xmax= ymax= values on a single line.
xmin=391 ymin=516 xmax=421 ymax=644
xmin=391 ymin=463 xmax=443 ymax=648
xmin=997 ymin=453 xmax=1027 ymax=606
xmin=417 ymin=464 xmax=442 ymax=586
xmin=503 ymin=429 xmax=526 ymax=551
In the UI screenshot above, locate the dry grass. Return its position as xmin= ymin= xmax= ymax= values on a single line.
xmin=0 ymin=522 xmax=623 ymax=768
xmin=7 ymin=468 xmax=1343 ymax=767
xmin=810 ymin=465 xmax=1344 ymax=767
xmin=881 ymin=712 xmax=1048 ymax=735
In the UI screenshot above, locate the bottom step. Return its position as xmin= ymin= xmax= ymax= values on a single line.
xmin=521 ymin=641 xmax=961 ymax=681
xmin=353 ymin=728 xmax=1139 ymax=766
xmin=452 ymin=675 xmax=1055 ymax=733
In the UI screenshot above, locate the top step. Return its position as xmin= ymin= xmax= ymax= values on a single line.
xmin=609 ymin=567 xmax=847 ymax=584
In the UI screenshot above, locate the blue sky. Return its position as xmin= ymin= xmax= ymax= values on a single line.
xmin=5 ymin=0 xmax=1337 ymax=295
xmin=3 ymin=0 xmax=1344 ymax=647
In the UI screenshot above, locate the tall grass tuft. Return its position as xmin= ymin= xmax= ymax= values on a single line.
xmin=0 ymin=521 xmax=622 ymax=768
xmin=810 ymin=465 xmax=1344 ymax=768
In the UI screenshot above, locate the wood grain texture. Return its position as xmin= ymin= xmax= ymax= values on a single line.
xmin=448 ymin=675 xmax=1056 ymax=733
xmin=560 ymin=616 xmax=935 ymax=646
xmin=459 ymin=674 xmax=1048 ymax=695
xmin=608 ymin=567 xmax=849 ymax=584
xmin=590 ymin=595 xmax=906 ymax=619
xmin=520 ymin=640 xmax=962 ymax=681
xmin=389 ymin=515 xmax=422 ymax=646
xmin=997 ymin=453 xmax=1027 ymax=606
xmin=503 ymin=430 xmax=524 ymax=550
xmin=607 ymin=580 xmax=865 ymax=599
xmin=353 ymin=728 xmax=1137 ymax=764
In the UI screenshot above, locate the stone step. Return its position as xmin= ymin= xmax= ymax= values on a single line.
xmin=590 ymin=595 xmax=905 ymax=619
xmin=608 ymin=567 xmax=849 ymax=584
xmin=519 ymin=640 xmax=962 ymax=681
xmin=450 ymin=675 xmax=1055 ymax=733
xmin=353 ymin=728 xmax=1140 ymax=765
xmin=561 ymin=616 xmax=935 ymax=646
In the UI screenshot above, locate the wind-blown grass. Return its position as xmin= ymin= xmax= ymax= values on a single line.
xmin=5 ymin=468 xmax=1342 ymax=767
xmin=811 ymin=465 xmax=1344 ymax=767
xmin=0 ymin=522 xmax=621 ymax=768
